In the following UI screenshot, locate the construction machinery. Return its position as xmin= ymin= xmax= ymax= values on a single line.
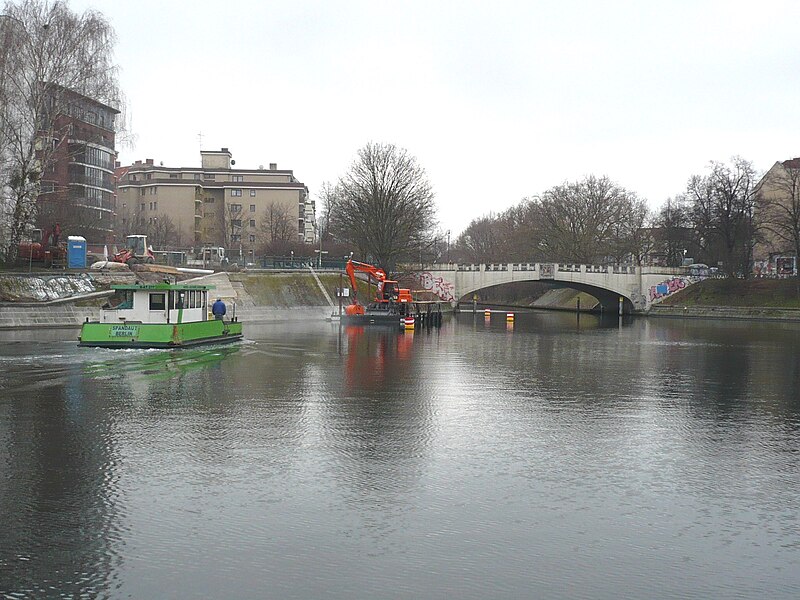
xmin=344 ymin=259 xmax=414 ymax=324
xmin=18 ymin=227 xmax=66 ymax=267
xmin=113 ymin=234 xmax=155 ymax=265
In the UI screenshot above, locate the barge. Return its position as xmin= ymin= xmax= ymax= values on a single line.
xmin=78 ymin=282 xmax=242 ymax=348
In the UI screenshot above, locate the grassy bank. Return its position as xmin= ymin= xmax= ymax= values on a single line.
xmin=661 ymin=278 xmax=800 ymax=308
xmin=232 ymin=272 xmax=371 ymax=307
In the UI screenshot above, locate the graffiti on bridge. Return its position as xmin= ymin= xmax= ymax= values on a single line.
xmin=415 ymin=272 xmax=456 ymax=302
xmin=649 ymin=277 xmax=689 ymax=301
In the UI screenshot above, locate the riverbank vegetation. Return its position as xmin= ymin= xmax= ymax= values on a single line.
xmin=661 ymin=278 xmax=800 ymax=308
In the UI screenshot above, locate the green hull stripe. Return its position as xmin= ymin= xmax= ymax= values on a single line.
xmin=79 ymin=320 xmax=243 ymax=348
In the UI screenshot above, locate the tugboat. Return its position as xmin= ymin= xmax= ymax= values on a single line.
xmin=79 ymin=282 xmax=242 ymax=348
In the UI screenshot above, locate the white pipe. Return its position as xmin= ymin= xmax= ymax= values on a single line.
xmin=176 ymin=267 xmax=214 ymax=275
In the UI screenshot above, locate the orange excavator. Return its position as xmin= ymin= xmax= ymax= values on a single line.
xmin=345 ymin=259 xmax=413 ymax=316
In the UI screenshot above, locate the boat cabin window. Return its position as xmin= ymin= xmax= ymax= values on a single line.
xmin=169 ymin=290 xmax=204 ymax=309
xmin=149 ymin=293 xmax=166 ymax=311
xmin=106 ymin=290 xmax=133 ymax=309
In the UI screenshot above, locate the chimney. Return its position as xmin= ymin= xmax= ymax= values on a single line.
xmin=269 ymin=163 xmax=277 ymax=170
xmin=135 ymin=160 xmax=142 ymax=165
xmin=146 ymin=158 xmax=154 ymax=165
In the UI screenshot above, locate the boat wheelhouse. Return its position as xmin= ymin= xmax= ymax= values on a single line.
xmin=78 ymin=282 xmax=242 ymax=348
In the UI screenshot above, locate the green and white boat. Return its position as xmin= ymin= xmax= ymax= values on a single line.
xmin=79 ymin=282 xmax=243 ymax=349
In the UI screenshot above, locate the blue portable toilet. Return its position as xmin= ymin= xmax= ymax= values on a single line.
xmin=67 ymin=236 xmax=87 ymax=269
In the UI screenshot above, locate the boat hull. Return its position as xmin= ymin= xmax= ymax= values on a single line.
xmin=78 ymin=319 xmax=243 ymax=349
xmin=341 ymin=313 xmax=403 ymax=327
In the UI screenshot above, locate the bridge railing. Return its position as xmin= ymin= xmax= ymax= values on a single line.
xmin=420 ymin=263 xmax=686 ymax=276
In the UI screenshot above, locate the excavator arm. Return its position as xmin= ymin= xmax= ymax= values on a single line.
xmin=345 ymin=260 xmax=388 ymax=315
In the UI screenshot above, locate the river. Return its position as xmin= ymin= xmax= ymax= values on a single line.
xmin=1 ymin=312 xmax=798 ymax=599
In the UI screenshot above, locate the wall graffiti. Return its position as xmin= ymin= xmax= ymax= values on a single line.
xmin=649 ymin=277 xmax=689 ymax=302
xmin=415 ymin=272 xmax=456 ymax=302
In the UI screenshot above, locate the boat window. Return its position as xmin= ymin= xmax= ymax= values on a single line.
xmin=149 ymin=293 xmax=166 ymax=311
xmin=107 ymin=290 xmax=133 ymax=309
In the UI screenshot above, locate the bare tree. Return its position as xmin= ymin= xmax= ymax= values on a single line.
xmin=758 ymin=159 xmax=800 ymax=268
xmin=316 ymin=181 xmax=339 ymax=245
xmin=685 ymin=157 xmax=759 ymax=276
xmin=453 ymin=215 xmax=502 ymax=264
xmin=223 ymin=201 xmax=243 ymax=253
xmin=327 ymin=142 xmax=436 ymax=273
xmin=146 ymin=214 xmax=178 ymax=249
xmin=606 ymin=197 xmax=652 ymax=265
xmin=530 ymin=175 xmax=641 ymax=264
xmin=1 ymin=0 xmax=123 ymax=264
xmin=259 ymin=201 xmax=294 ymax=254
xmin=652 ymin=197 xmax=694 ymax=267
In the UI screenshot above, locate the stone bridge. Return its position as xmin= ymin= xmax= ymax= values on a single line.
xmin=408 ymin=263 xmax=698 ymax=313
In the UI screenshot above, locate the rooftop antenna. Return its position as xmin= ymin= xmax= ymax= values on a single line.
xmin=198 ymin=131 xmax=204 ymax=150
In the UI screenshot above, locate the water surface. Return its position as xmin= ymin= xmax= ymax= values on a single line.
xmin=1 ymin=313 xmax=799 ymax=598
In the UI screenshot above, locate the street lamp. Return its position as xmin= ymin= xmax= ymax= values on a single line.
xmin=446 ymin=229 xmax=451 ymax=263
xmin=314 ymin=248 xmax=328 ymax=268
xmin=315 ymin=233 xmax=328 ymax=268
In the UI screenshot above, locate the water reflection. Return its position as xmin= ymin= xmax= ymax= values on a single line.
xmin=1 ymin=316 xmax=799 ymax=598
xmin=0 ymin=362 xmax=120 ymax=597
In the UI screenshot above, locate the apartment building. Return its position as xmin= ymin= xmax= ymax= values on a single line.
xmin=39 ymin=86 xmax=120 ymax=242
xmin=116 ymin=148 xmax=315 ymax=257
xmin=753 ymin=157 xmax=800 ymax=275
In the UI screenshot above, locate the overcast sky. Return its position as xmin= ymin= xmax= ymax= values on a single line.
xmin=71 ymin=0 xmax=800 ymax=235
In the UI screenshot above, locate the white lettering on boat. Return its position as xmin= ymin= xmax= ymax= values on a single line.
xmin=110 ymin=324 xmax=139 ymax=337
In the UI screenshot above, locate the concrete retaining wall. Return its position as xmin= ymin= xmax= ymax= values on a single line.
xmin=648 ymin=304 xmax=800 ymax=321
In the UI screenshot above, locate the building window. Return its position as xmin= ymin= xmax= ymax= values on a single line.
xmin=249 ymin=219 xmax=256 ymax=228
xmin=249 ymin=235 xmax=256 ymax=243
xmin=145 ymin=173 xmax=152 ymax=180
xmin=204 ymin=196 xmax=215 ymax=203
xmin=150 ymin=187 xmax=157 ymax=195
xmin=140 ymin=203 xmax=145 ymax=211
xmin=194 ymin=173 xmax=201 ymax=180
xmin=249 ymin=204 xmax=256 ymax=212
xmin=230 ymin=203 xmax=242 ymax=213
xmin=232 ymin=175 xmax=243 ymax=182
xmin=149 ymin=202 xmax=153 ymax=210
xmin=204 ymin=173 xmax=215 ymax=180
xmin=231 ymin=234 xmax=241 ymax=243
xmin=231 ymin=189 xmax=242 ymax=197
xmin=232 ymin=219 xmax=242 ymax=228
xmin=249 ymin=189 xmax=256 ymax=197
xmin=153 ymin=201 xmax=158 ymax=210
xmin=140 ymin=189 xmax=146 ymax=196
xmin=169 ymin=173 xmax=179 ymax=179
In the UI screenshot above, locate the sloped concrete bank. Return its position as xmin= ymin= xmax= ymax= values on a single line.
xmin=0 ymin=270 xmax=340 ymax=329
xmin=648 ymin=304 xmax=800 ymax=322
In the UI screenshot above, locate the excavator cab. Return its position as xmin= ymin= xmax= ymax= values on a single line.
xmin=377 ymin=281 xmax=399 ymax=302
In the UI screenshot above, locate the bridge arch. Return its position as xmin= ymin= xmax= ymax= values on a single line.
xmin=456 ymin=279 xmax=635 ymax=314
xmin=409 ymin=263 xmax=694 ymax=313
